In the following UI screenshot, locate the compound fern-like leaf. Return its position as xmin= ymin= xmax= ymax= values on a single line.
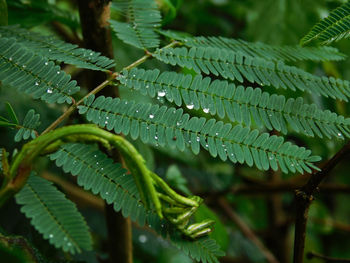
xmin=159 ymin=30 xmax=345 ymax=62
xmin=153 ymin=46 xmax=350 ymax=101
xmin=0 ymin=38 xmax=79 ymax=104
xmin=110 ymin=0 xmax=161 ymax=49
xmin=50 ymin=143 xmax=224 ymax=263
xmin=118 ymin=68 xmax=350 ymax=140
xmin=301 ymin=2 xmax=350 ymax=45
xmin=15 ymin=173 xmax=93 ymax=254
xmin=14 ymin=109 xmax=40 ymax=142
xmin=0 ymin=25 xmax=115 ymax=71
xmin=78 ymin=95 xmax=321 ymax=174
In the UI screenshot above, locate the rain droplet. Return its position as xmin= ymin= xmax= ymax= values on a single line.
xmin=269 ymin=155 xmax=274 ymax=160
xmin=46 ymin=88 xmax=53 ymax=94
xmin=186 ymin=103 xmax=194 ymax=110
xmin=90 ymin=52 xmax=93 ymax=56
xmin=105 ymin=192 xmax=109 ymax=195
xmin=49 ymin=234 xmax=54 ymax=238
xmin=48 ymin=49 xmax=52 ymax=52
xmin=35 ymin=81 xmax=40 ymax=86
xmin=154 ymin=136 xmax=158 ymax=140
xmin=44 ymin=62 xmax=48 ymax=66
xmin=100 ymin=167 xmax=104 ymax=171
xmin=139 ymin=235 xmax=147 ymax=243
xmin=8 ymin=57 xmax=12 ymax=61
xmin=196 ymin=136 xmax=200 ymax=142
xmin=67 ymin=242 xmax=72 ymax=247
xmin=136 ymin=110 xmax=139 ymax=113
xmin=96 ymin=162 xmax=99 ymax=165
xmin=337 ymin=132 xmax=343 ymax=137
xmin=157 ymin=90 xmax=166 ymax=97
xmin=203 ymin=108 xmax=209 ymax=113
xmin=22 ymin=65 xmax=26 ymax=68
xmin=94 ymin=154 xmax=97 ymax=158
xmin=149 ymin=114 xmax=154 ymax=119
xmin=145 ymin=85 xmax=149 ymax=89
xmin=215 ymin=132 xmax=219 ymax=136
xmin=57 ymin=71 xmax=60 ymax=74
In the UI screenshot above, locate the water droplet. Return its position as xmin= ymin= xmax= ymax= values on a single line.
xmin=96 ymin=162 xmax=99 ymax=165
xmin=105 ymin=120 xmax=108 ymax=124
xmin=176 ymin=121 xmax=182 ymax=126
xmin=337 ymin=132 xmax=343 ymax=137
xmin=105 ymin=192 xmax=109 ymax=195
xmin=186 ymin=103 xmax=194 ymax=110
xmin=269 ymin=155 xmax=274 ymax=160
xmin=90 ymin=52 xmax=93 ymax=56
xmin=44 ymin=62 xmax=48 ymax=66
xmin=48 ymin=49 xmax=52 ymax=52
xmin=215 ymin=132 xmax=219 ymax=136
xmin=154 ymin=136 xmax=158 ymax=140
xmin=106 ymin=116 xmax=109 ymax=120
xmin=149 ymin=114 xmax=154 ymax=119
xmin=35 ymin=81 xmax=40 ymax=86
xmin=203 ymin=108 xmax=209 ymax=113
xmin=145 ymin=85 xmax=149 ymax=89
xmin=290 ymin=163 xmax=294 ymax=167
xmin=57 ymin=71 xmax=60 ymax=74
xmin=67 ymin=242 xmax=72 ymax=247
xmin=205 ymin=144 xmax=209 ymax=148
xmin=133 ymin=23 xmax=137 ymax=29
xmin=22 ymin=65 xmax=26 ymax=68
xmin=8 ymin=57 xmax=12 ymax=61
xmin=196 ymin=136 xmax=200 ymax=142
xmin=138 ymin=235 xmax=147 ymax=243
xmin=157 ymin=90 xmax=166 ymax=97
xmin=49 ymin=234 xmax=54 ymax=238
xmin=46 ymin=88 xmax=53 ymax=94
xmin=100 ymin=167 xmax=104 ymax=171
xmin=94 ymin=154 xmax=97 ymax=158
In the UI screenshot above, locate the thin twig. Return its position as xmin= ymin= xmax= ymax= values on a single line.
xmin=41 ymin=75 xmax=116 ymax=135
xmin=218 ymin=197 xmax=280 ymax=263
xmin=293 ymin=141 xmax=350 ymax=263
xmin=41 ymin=41 xmax=179 ymax=135
xmin=307 ymin=251 xmax=350 ymax=262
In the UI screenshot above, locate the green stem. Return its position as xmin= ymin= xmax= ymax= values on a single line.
xmin=150 ymin=172 xmax=199 ymax=207
xmin=0 ymin=125 xmax=162 ymax=217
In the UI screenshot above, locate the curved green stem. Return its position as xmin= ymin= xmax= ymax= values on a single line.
xmin=0 ymin=125 xmax=162 ymax=217
xmin=150 ymin=172 xmax=199 ymax=207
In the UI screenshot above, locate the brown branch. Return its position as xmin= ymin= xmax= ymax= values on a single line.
xmin=293 ymin=141 xmax=350 ymax=263
xmin=218 ymin=197 xmax=280 ymax=263
xmin=307 ymin=251 xmax=350 ymax=262
xmin=41 ymin=172 xmax=104 ymax=211
xmin=77 ymin=1 xmax=131 ymax=262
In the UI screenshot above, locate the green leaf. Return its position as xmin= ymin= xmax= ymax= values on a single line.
xmin=5 ymin=102 xmax=18 ymax=125
xmin=0 ymin=37 xmax=79 ymax=104
xmin=14 ymin=109 xmax=40 ymax=142
xmin=15 ymin=173 xmax=93 ymax=254
xmin=158 ymin=30 xmax=346 ymax=62
xmin=301 ymin=2 xmax=350 ymax=45
xmin=0 ymin=25 xmax=115 ymax=71
xmin=110 ymin=0 xmax=161 ymax=49
xmin=78 ymin=95 xmax=321 ymax=174
xmin=118 ymin=68 xmax=350 ymax=140
xmin=153 ymin=46 xmax=350 ymax=101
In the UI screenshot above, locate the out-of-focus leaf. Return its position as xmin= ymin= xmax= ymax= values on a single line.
xmin=165 ymin=164 xmax=191 ymax=195
xmin=0 ymin=0 xmax=8 ymax=26
xmin=5 ymin=102 xmax=19 ymax=125
xmin=194 ymin=204 xmax=229 ymax=250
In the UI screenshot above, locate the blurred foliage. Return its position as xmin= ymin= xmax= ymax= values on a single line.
xmin=1 ymin=0 xmax=350 ymax=262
